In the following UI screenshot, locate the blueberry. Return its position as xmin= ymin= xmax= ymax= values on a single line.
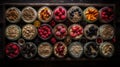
xmin=90 ymin=29 xmax=94 ymax=33
xmin=87 ymin=26 xmax=98 ymax=38
xmin=78 ymin=12 xmax=81 ymax=15
xmin=92 ymin=28 xmax=98 ymax=35
xmin=71 ymin=11 xmax=74 ymax=14
xmin=70 ymin=12 xmax=74 ymax=17
xmin=89 ymin=26 xmax=95 ymax=31
xmin=91 ymin=30 xmax=96 ymax=35
xmin=73 ymin=9 xmax=77 ymax=12
xmin=86 ymin=31 xmax=93 ymax=37
xmin=89 ymin=34 xmax=93 ymax=37
xmin=76 ymin=9 xmax=79 ymax=12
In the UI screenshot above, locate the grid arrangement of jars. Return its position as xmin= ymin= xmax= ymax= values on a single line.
xmin=4 ymin=4 xmax=115 ymax=60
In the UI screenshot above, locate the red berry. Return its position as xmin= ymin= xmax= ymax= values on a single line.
xmin=61 ymin=15 xmax=66 ymax=20
xmin=55 ymin=9 xmax=60 ymax=15
xmin=72 ymin=27 xmax=76 ymax=31
xmin=70 ymin=32 xmax=76 ymax=37
xmin=38 ymin=29 xmax=41 ymax=32
xmin=43 ymin=36 xmax=46 ymax=39
xmin=75 ymin=26 xmax=79 ymax=29
xmin=12 ymin=45 xmax=17 ymax=49
xmin=56 ymin=31 xmax=61 ymax=36
xmin=80 ymin=30 xmax=83 ymax=34
xmin=60 ymin=28 xmax=66 ymax=33
xmin=61 ymin=46 xmax=65 ymax=50
xmin=54 ymin=11 xmax=58 ymax=15
xmin=48 ymin=31 xmax=51 ymax=35
xmin=41 ymin=29 xmax=44 ymax=32
xmin=102 ymin=14 xmax=105 ymax=17
xmin=96 ymin=38 xmax=103 ymax=44
xmin=102 ymin=12 xmax=106 ymax=15
xmin=57 ymin=25 xmax=62 ymax=30
xmin=59 ymin=7 xmax=62 ymax=11
xmin=43 ymin=31 xmax=46 ymax=34
xmin=55 ymin=16 xmax=60 ymax=20
xmin=15 ymin=50 xmax=19 ymax=54
xmin=39 ymin=32 xmax=42 ymax=35
xmin=47 ymin=28 xmax=51 ymax=32
xmin=59 ymin=48 xmax=63 ymax=52
xmin=58 ymin=12 xmax=62 ymax=16
xmin=77 ymin=31 xmax=80 ymax=35
xmin=62 ymin=10 xmax=65 ymax=15
xmin=57 ymin=43 xmax=62 ymax=47
xmin=79 ymin=27 xmax=82 ymax=31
